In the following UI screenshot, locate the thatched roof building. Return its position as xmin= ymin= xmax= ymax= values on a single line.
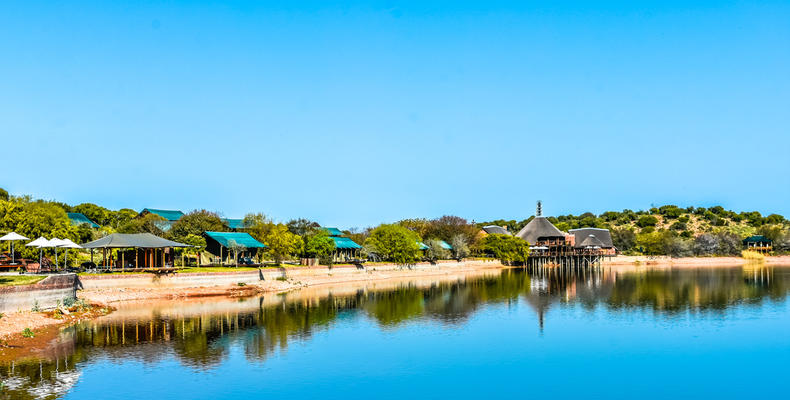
xmin=515 ymin=217 xmax=565 ymax=244
xmin=569 ymin=228 xmax=614 ymax=248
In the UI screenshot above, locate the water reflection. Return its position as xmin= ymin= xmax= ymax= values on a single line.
xmin=2 ymin=265 xmax=789 ymax=399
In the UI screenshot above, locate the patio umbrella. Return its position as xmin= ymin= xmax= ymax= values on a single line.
xmin=26 ymin=237 xmax=51 ymax=268
xmin=0 ymin=232 xmax=30 ymax=264
xmin=49 ymin=238 xmax=68 ymax=270
xmin=59 ymin=239 xmax=82 ymax=268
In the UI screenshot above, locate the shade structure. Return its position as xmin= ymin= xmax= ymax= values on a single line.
xmin=1 ymin=232 xmax=30 ymax=264
xmin=26 ymin=237 xmax=51 ymax=268
xmin=204 ymin=232 xmax=266 ymax=249
xmin=81 ymin=233 xmax=191 ymax=249
xmin=81 ymin=233 xmax=191 ymax=269
xmin=59 ymin=239 xmax=82 ymax=268
xmin=48 ymin=238 xmax=68 ymax=269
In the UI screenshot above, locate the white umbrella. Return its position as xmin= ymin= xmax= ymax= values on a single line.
xmin=0 ymin=232 xmax=30 ymax=264
xmin=59 ymin=239 xmax=82 ymax=268
xmin=26 ymin=237 xmax=51 ymax=268
xmin=49 ymin=238 xmax=68 ymax=269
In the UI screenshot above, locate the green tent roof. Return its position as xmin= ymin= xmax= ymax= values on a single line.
xmin=330 ymin=236 xmax=361 ymax=249
xmin=743 ymin=235 xmax=772 ymax=244
xmin=323 ymin=227 xmax=344 ymax=237
xmin=142 ymin=208 xmax=184 ymax=221
xmin=205 ymin=231 xmax=266 ymax=248
xmin=223 ymin=219 xmax=246 ymax=229
xmin=439 ymin=240 xmax=453 ymax=250
xmin=67 ymin=212 xmax=100 ymax=228
xmin=417 ymin=241 xmax=429 ymax=250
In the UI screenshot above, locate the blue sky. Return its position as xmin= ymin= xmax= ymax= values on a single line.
xmin=2 ymin=1 xmax=789 ymax=228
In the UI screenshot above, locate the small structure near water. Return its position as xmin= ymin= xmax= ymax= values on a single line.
xmin=516 ymin=202 xmax=615 ymax=268
xmin=203 ymin=231 xmax=266 ymax=264
xmin=743 ymin=235 xmax=772 ymax=254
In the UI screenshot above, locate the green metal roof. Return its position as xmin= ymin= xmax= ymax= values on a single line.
xmin=439 ymin=240 xmax=453 ymax=250
xmin=330 ymin=236 xmax=361 ymax=249
xmin=417 ymin=241 xmax=429 ymax=250
xmin=205 ymin=231 xmax=266 ymax=248
xmin=142 ymin=208 xmax=184 ymax=221
xmin=67 ymin=212 xmax=100 ymax=228
xmin=323 ymin=227 xmax=344 ymax=237
xmin=224 ymin=219 xmax=246 ymax=229
xmin=743 ymin=235 xmax=772 ymax=244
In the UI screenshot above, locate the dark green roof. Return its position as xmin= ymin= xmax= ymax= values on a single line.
xmin=224 ymin=219 xmax=246 ymax=229
xmin=142 ymin=208 xmax=184 ymax=221
xmin=205 ymin=231 xmax=266 ymax=248
xmin=323 ymin=227 xmax=344 ymax=237
xmin=743 ymin=235 xmax=772 ymax=244
xmin=81 ymin=233 xmax=190 ymax=248
xmin=67 ymin=212 xmax=100 ymax=228
xmin=330 ymin=236 xmax=361 ymax=249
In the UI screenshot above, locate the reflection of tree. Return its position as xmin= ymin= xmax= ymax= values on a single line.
xmin=5 ymin=266 xmax=790 ymax=397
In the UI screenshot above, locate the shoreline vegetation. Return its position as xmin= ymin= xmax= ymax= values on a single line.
xmin=1 ymin=187 xmax=789 ymax=274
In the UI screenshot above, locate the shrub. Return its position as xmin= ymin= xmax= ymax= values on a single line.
xmin=742 ymin=250 xmax=765 ymax=261
xmin=22 ymin=328 xmax=34 ymax=338
xmin=636 ymin=215 xmax=659 ymax=228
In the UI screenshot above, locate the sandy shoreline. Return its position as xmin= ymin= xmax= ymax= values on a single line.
xmin=2 ymin=255 xmax=790 ymax=348
xmin=0 ymin=260 xmax=507 ymax=343
xmin=604 ymin=255 xmax=790 ymax=267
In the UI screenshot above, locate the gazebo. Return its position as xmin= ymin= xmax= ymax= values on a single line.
xmin=81 ymin=233 xmax=191 ymax=270
xmin=743 ymin=235 xmax=772 ymax=254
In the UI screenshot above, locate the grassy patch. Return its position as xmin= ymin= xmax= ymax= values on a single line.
xmin=178 ymin=267 xmax=264 ymax=273
xmin=0 ymin=275 xmax=46 ymax=286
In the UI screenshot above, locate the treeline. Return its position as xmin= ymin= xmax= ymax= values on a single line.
xmin=2 ymin=187 xmax=789 ymax=262
xmin=0 ymin=189 xmax=528 ymax=265
xmin=479 ymin=205 xmax=790 ymax=256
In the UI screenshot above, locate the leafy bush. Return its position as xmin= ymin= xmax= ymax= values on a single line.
xmin=636 ymin=215 xmax=659 ymax=228
xmin=22 ymin=328 xmax=34 ymax=338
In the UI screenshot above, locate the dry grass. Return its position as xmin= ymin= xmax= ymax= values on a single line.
xmin=741 ymin=250 xmax=766 ymax=261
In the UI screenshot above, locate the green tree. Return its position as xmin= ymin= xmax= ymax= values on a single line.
xmin=169 ymin=210 xmax=225 ymax=241
xmin=424 ymin=215 xmax=478 ymax=245
xmin=226 ymin=239 xmax=247 ymax=267
xmin=636 ymin=215 xmax=659 ymax=228
xmin=304 ymin=230 xmax=336 ymax=265
xmin=110 ymin=208 xmax=138 ymax=228
xmin=611 ymin=227 xmax=636 ymax=252
xmin=182 ymin=234 xmax=206 ymax=267
xmin=450 ymin=234 xmax=470 ymax=259
xmin=479 ymin=234 xmax=530 ymax=265
xmin=285 ymin=218 xmax=320 ymax=236
xmin=0 ymin=187 xmax=8 ymax=201
xmin=365 ymin=224 xmax=421 ymax=264
xmin=117 ymin=212 xmax=167 ymax=236
xmin=424 ymin=239 xmax=451 ymax=261
xmin=262 ymin=224 xmax=302 ymax=265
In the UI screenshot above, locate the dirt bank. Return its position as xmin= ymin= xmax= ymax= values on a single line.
xmin=604 ymin=255 xmax=790 ymax=267
xmin=0 ymin=260 xmax=506 ymax=347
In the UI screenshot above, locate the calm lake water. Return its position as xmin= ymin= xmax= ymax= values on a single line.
xmin=3 ymin=265 xmax=790 ymax=399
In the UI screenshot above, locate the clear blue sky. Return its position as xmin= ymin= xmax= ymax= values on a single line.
xmin=2 ymin=1 xmax=789 ymax=228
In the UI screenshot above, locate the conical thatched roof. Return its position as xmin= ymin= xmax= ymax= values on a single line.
xmin=578 ymin=234 xmax=605 ymax=248
xmin=515 ymin=217 xmax=565 ymax=244
xmin=569 ymin=228 xmax=614 ymax=248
